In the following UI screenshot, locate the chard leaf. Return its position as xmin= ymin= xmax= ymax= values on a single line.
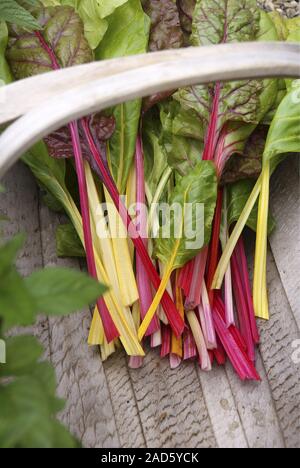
xmin=61 ymin=0 xmax=129 ymax=49
xmin=142 ymin=0 xmax=183 ymax=111
xmin=142 ymin=0 xmax=183 ymax=51
xmin=268 ymin=11 xmax=289 ymax=40
xmin=160 ymin=100 xmax=204 ymax=141
xmin=142 ymin=112 xmax=169 ymax=197
xmin=0 ymin=0 xmax=41 ymax=30
xmin=96 ymin=0 xmax=150 ymax=193
xmin=56 ymin=223 xmax=85 ymax=258
xmin=25 ymin=267 xmax=106 ymax=315
xmin=262 ymin=80 xmax=286 ymax=125
xmin=173 ymin=2 xmax=278 ymax=174
xmin=263 ymin=80 xmax=300 ymax=170
xmin=162 ymin=130 xmax=202 ymax=177
xmin=44 ymin=114 xmax=115 ymax=164
xmin=177 ymin=0 xmax=196 ymax=43
xmin=191 ymin=0 xmax=259 ymax=46
xmin=227 ymin=179 xmax=275 ymax=233
xmin=0 ymin=22 xmax=12 ymax=84
xmin=154 ymin=161 xmax=217 ymax=269
xmin=6 ymin=5 xmax=93 ymax=79
xmin=22 ymin=141 xmax=68 ymax=200
xmin=222 ymin=126 xmax=267 ymax=185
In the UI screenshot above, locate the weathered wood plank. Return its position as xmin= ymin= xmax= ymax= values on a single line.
xmin=245 ymin=233 xmax=300 ymax=448
xmin=0 ymin=163 xmax=50 ymax=355
xmin=269 ymin=157 xmax=300 ymax=330
xmin=197 ymin=367 xmax=248 ymax=448
xmin=225 ymin=355 xmax=284 ymax=448
xmin=37 ymin=201 xmax=120 ymax=448
xmin=103 ymin=351 xmax=146 ymax=448
xmin=258 ymin=251 xmax=300 ymax=448
xmin=128 ymin=347 xmax=216 ymax=448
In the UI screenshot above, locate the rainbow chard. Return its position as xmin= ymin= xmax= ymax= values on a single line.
xmin=138 ymin=161 xmax=218 ymax=340
xmin=173 ymin=0 xmax=279 ymax=295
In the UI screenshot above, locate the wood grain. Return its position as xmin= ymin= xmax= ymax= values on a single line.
xmin=269 ymin=157 xmax=300 ymax=330
xmin=103 ymin=351 xmax=146 ymax=448
xmin=128 ymin=346 xmax=216 ymax=448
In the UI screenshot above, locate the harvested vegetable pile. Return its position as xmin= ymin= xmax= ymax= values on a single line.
xmin=0 ymin=0 xmax=299 ymax=380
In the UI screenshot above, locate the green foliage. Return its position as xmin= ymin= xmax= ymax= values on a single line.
xmin=56 ymin=223 xmax=85 ymax=258
xmin=0 ymin=228 xmax=106 ymax=447
xmin=154 ymin=161 xmax=217 ymax=269
xmin=60 ymin=0 xmax=129 ymax=49
xmin=6 ymin=5 xmax=93 ymax=79
xmin=0 ymin=0 xmax=41 ymax=31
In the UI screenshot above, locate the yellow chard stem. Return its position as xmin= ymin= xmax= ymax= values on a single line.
xmin=171 ymin=273 xmax=184 ymax=358
xmin=138 ymin=241 xmax=180 ymax=341
xmin=212 ymin=175 xmax=262 ymax=290
xmin=88 ymin=306 xmax=105 ymax=346
xmin=254 ymin=161 xmax=270 ymax=320
xmin=104 ymin=188 xmax=139 ymax=307
xmin=65 ymin=190 xmax=144 ymax=356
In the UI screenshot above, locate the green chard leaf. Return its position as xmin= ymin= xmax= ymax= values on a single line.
xmin=0 ymin=22 xmax=13 ymax=84
xmin=56 ymin=223 xmax=85 ymax=258
xmin=142 ymin=111 xmax=169 ymax=198
xmin=60 ymin=0 xmax=129 ymax=50
xmin=263 ymin=80 xmax=300 ymax=171
xmin=154 ymin=161 xmax=217 ymax=269
xmin=177 ymin=0 xmax=196 ymax=44
xmin=222 ymin=126 xmax=267 ymax=185
xmin=6 ymin=5 xmax=93 ymax=79
xmin=96 ymin=0 xmax=150 ymax=194
xmin=22 ymin=141 xmax=69 ymax=211
xmin=227 ymin=179 xmax=275 ymax=234
xmin=0 ymin=0 xmax=41 ymax=31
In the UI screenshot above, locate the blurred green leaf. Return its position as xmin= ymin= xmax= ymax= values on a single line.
xmin=25 ymin=267 xmax=106 ymax=315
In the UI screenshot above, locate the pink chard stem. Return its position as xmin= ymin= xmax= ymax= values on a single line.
xmin=34 ymin=32 xmax=119 ymax=342
xmin=237 ymin=237 xmax=260 ymax=344
xmin=185 ymin=247 xmax=208 ymax=310
xmin=135 ymin=136 xmax=159 ymax=336
xmin=231 ymin=247 xmax=255 ymax=362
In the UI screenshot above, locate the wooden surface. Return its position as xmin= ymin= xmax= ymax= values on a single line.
xmin=0 ymin=157 xmax=299 ymax=448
